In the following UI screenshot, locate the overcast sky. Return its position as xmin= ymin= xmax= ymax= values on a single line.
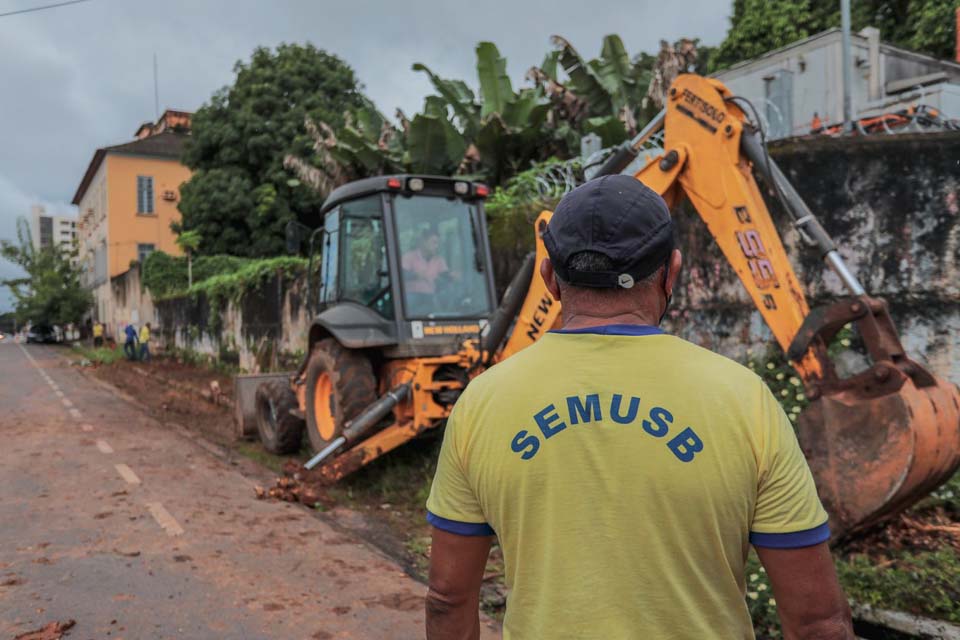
xmin=0 ymin=0 xmax=731 ymax=312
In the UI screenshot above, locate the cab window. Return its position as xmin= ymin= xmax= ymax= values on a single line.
xmin=339 ymin=196 xmax=393 ymax=319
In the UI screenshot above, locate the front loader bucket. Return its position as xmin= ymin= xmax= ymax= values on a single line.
xmin=798 ymin=376 xmax=960 ymax=539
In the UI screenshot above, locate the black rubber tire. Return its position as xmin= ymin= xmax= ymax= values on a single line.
xmin=304 ymin=338 xmax=377 ymax=454
xmin=255 ymin=380 xmax=304 ymax=455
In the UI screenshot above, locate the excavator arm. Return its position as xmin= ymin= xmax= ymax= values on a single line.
xmin=500 ymin=73 xmax=960 ymax=539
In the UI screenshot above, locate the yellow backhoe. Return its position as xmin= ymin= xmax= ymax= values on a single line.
xmin=246 ymin=74 xmax=960 ymax=539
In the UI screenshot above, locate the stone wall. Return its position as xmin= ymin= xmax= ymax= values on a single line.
xmin=154 ymin=273 xmax=310 ymax=373
xmin=665 ymin=132 xmax=959 ymax=383
xmin=104 ymin=265 xmax=157 ymax=341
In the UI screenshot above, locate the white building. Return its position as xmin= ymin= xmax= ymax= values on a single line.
xmin=30 ymin=205 xmax=77 ymax=251
xmin=713 ymin=28 xmax=960 ymax=139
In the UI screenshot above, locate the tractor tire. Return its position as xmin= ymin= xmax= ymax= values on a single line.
xmin=304 ymin=338 xmax=377 ymax=454
xmin=255 ymin=380 xmax=304 ymax=455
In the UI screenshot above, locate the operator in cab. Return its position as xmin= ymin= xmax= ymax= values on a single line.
xmin=425 ymin=175 xmax=853 ymax=639
xmin=402 ymin=227 xmax=449 ymax=295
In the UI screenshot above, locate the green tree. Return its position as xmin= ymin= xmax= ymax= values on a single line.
xmin=711 ymin=0 xmax=816 ymax=71
xmin=711 ymin=0 xmax=960 ymax=72
xmin=177 ymin=43 xmax=368 ymax=257
xmin=0 ymin=218 xmax=92 ymax=327
xmin=175 ymin=229 xmax=201 ymax=287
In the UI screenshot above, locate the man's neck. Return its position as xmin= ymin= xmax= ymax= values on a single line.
xmin=561 ymin=309 xmax=660 ymax=331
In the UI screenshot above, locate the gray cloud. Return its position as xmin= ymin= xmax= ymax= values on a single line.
xmin=0 ymin=0 xmax=730 ymax=312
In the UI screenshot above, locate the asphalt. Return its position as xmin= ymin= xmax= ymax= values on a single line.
xmin=0 ymin=341 xmax=497 ymax=639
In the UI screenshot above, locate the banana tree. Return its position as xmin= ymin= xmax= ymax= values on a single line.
xmin=412 ymin=42 xmax=559 ymax=184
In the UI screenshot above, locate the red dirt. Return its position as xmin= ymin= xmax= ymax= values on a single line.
xmin=842 ymin=506 xmax=960 ymax=556
xmin=14 ymin=620 xmax=75 ymax=640
xmin=90 ymin=357 xmax=235 ymax=443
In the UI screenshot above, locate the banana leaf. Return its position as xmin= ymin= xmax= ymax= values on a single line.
xmin=406 ymin=113 xmax=467 ymax=175
xmin=583 ymin=115 xmax=628 ymax=147
xmin=540 ymin=50 xmax=561 ymax=82
xmin=502 ymin=88 xmax=551 ymax=129
xmin=412 ymin=62 xmax=481 ymax=135
xmin=476 ymin=42 xmax=513 ymax=118
xmin=593 ymin=35 xmax=636 ymax=110
xmin=551 ymin=35 xmax=612 ymax=116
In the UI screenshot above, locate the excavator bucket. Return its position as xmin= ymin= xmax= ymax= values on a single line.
xmin=789 ymin=296 xmax=960 ymax=539
xmin=799 ymin=375 xmax=960 ymax=539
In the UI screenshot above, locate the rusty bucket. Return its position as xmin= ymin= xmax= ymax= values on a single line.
xmin=798 ymin=375 xmax=960 ymax=538
xmin=790 ymin=296 xmax=960 ymax=539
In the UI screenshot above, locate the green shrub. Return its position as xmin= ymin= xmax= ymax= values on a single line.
xmin=838 ymin=550 xmax=960 ymax=622
xmin=142 ymin=251 xmax=255 ymax=299
xmin=73 ymin=344 xmax=124 ymax=365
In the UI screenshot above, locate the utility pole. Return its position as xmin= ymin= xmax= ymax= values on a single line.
xmin=840 ymin=0 xmax=854 ymax=133
xmin=153 ymin=53 xmax=160 ymax=120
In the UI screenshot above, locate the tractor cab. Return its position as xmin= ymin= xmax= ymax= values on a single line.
xmin=306 ymin=175 xmax=497 ymax=357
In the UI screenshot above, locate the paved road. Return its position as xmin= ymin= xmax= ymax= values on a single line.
xmin=0 ymin=342 xmax=495 ymax=639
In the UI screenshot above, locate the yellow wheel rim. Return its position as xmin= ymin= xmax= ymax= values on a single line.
xmin=314 ymin=372 xmax=336 ymax=441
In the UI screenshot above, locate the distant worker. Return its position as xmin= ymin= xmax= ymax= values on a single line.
xmin=92 ymin=322 xmax=104 ymax=348
xmin=402 ymin=228 xmax=449 ymax=296
xmin=123 ymin=323 xmax=138 ymax=361
xmin=139 ymin=322 xmax=151 ymax=363
xmin=425 ymin=176 xmax=853 ymax=640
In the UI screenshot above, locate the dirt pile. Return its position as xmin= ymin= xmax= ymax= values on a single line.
xmin=843 ymin=506 xmax=960 ymax=556
xmin=254 ymin=460 xmax=337 ymax=509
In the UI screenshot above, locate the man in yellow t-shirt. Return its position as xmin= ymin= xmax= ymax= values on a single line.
xmin=138 ymin=322 xmax=151 ymax=363
xmin=425 ymin=175 xmax=852 ymax=639
xmin=92 ymin=321 xmax=104 ymax=348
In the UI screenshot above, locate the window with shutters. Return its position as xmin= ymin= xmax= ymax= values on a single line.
xmin=137 ymin=176 xmax=155 ymax=214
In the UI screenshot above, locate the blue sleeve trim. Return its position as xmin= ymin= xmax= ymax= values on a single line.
xmin=750 ymin=521 xmax=831 ymax=548
xmin=427 ymin=511 xmax=495 ymax=537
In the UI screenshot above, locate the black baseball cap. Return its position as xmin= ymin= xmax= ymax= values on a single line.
xmin=543 ymin=174 xmax=675 ymax=289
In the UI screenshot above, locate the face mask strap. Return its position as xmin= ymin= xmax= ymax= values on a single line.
xmin=658 ymin=257 xmax=672 ymax=326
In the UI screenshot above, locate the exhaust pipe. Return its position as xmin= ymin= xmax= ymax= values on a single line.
xmin=303 ymin=382 xmax=412 ymax=470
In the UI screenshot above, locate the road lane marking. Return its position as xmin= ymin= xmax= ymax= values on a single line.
xmin=115 ymin=464 xmax=141 ymax=485
xmin=69 ymin=408 xmax=82 ymax=420
xmin=82 ymin=424 xmax=94 ymax=432
xmin=96 ymin=439 xmax=114 ymax=454
xmin=146 ymin=502 xmax=184 ymax=537
xmin=54 ymin=390 xmax=64 ymax=398
xmin=61 ymin=398 xmax=73 ymax=408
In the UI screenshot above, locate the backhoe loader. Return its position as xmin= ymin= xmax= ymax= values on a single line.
xmin=250 ymin=73 xmax=960 ymax=539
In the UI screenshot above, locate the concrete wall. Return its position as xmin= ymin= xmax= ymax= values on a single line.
xmin=102 ymin=265 xmax=157 ymax=341
xmin=664 ymin=132 xmax=960 ymax=384
xmin=155 ymin=273 xmax=311 ymax=373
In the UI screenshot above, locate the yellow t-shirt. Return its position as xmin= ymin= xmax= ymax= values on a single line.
xmin=139 ymin=326 xmax=150 ymax=343
xmin=426 ymin=324 xmax=828 ymax=640
xmin=92 ymin=324 xmax=103 ymax=337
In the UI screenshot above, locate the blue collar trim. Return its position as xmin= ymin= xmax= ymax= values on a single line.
xmin=549 ymin=324 xmax=664 ymax=336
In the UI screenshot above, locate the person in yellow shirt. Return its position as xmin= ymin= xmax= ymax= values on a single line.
xmin=425 ymin=175 xmax=853 ymax=640
xmin=138 ymin=322 xmax=151 ymax=363
xmin=92 ymin=322 xmax=104 ymax=348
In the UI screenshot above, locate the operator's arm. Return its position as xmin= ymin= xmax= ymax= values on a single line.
xmin=756 ymin=543 xmax=852 ymax=640
xmin=426 ymin=528 xmax=493 ymax=640
xmin=750 ymin=379 xmax=853 ymax=639
xmin=425 ymin=398 xmax=494 ymax=639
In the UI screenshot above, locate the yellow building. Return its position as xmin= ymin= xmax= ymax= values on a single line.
xmin=73 ymin=110 xmax=192 ymax=335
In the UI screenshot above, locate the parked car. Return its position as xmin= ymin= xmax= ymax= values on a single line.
xmin=26 ymin=325 xmax=58 ymax=344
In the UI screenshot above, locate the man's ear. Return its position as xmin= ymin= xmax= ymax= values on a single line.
xmin=665 ymin=249 xmax=682 ymax=296
xmin=540 ymin=258 xmax=561 ymax=301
